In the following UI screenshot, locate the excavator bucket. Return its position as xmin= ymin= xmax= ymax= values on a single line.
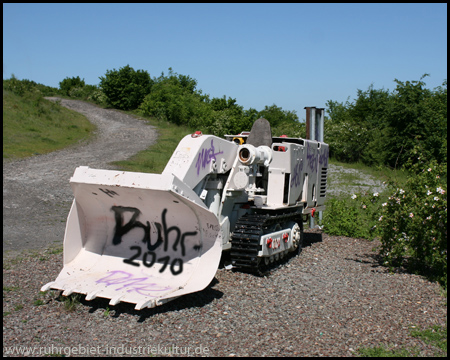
xmin=41 ymin=166 xmax=222 ymax=310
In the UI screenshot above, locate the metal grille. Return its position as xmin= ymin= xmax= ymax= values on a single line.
xmin=319 ymin=168 xmax=327 ymax=197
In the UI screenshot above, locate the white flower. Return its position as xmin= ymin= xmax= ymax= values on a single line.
xmin=434 ymin=196 xmax=439 ymax=201
xmin=362 ymin=205 xmax=367 ymax=209
xmin=409 ymin=213 xmax=414 ymax=218
xmin=437 ymin=187 xmax=445 ymax=195
xmin=373 ymin=192 xmax=379 ymax=197
xmin=399 ymin=189 xmax=405 ymax=194
xmin=382 ymin=202 xmax=387 ymax=207
xmin=378 ymin=216 xmax=383 ymax=222
xmin=351 ymin=194 xmax=357 ymax=199
xmin=426 ymin=216 xmax=432 ymax=220
xmin=427 ymin=190 xmax=432 ymax=195
xmin=428 ymin=168 xmax=432 ymax=172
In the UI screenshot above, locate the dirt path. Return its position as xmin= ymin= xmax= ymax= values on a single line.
xmin=3 ymin=98 xmax=158 ymax=258
xmin=326 ymin=164 xmax=386 ymax=198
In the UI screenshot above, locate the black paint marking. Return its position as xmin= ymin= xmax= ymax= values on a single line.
xmin=99 ymin=188 xmax=119 ymax=198
xmin=193 ymin=244 xmax=203 ymax=252
xmin=142 ymin=251 xmax=156 ymax=268
xmin=170 ymin=258 xmax=183 ymax=275
xmin=123 ymin=246 xmax=141 ymax=267
xmin=161 ymin=208 xmax=198 ymax=256
xmin=111 ymin=206 xmax=150 ymax=246
xmin=158 ymin=256 xmax=170 ymax=273
xmin=110 ymin=206 xmax=164 ymax=251
xmin=146 ymin=222 xmax=164 ymax=251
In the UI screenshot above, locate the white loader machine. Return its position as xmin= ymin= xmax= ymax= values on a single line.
xmin=42 ymin=113 xmax=329 ymax=310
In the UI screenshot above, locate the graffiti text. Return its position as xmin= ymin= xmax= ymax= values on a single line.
xmin=291 ymin=159 xmax=303 ymax=188
xmin=318 ymin=147 xmax=329 ymax=168
xmin=99 ymin=188 xmax=119 ymax=198
xmin=111 ymin=206 xmax=163 ymax=251
xmin=195 ymin=139 xmax=223 ymax=175
xmin=123 ymin=246 xmax=183 ymax=275
xmin=111 ymin=207 xmax=199 ymax=275
xmin=96 ymin=270 xmax=172 ymax=296
xmin=306 ymin=142 xmax=317 ymax=173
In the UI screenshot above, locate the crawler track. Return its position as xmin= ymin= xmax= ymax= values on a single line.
xmin=230 ymin=210 xmax=303 ymax=274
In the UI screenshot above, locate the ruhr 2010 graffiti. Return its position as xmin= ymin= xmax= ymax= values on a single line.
xmin=110 ymin=206 xmax=199 ymax=276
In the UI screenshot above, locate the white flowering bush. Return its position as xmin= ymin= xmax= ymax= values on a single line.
xmin=378 ymin=159 xmax=447 ymax=287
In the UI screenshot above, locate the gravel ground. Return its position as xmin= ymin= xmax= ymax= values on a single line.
xmin=3 ymin=232 xmax=446 ymax=357
xmin=3 ymin=98 xmax=447 ymax=357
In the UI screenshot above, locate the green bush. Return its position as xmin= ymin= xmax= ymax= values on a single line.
xmin=378 ymin=156 xmax=447 ymax=287
xmin=99 ymin=64 xmax=153 ymax=110
xmin=86 ymin=87 xmax=107 ymax=105
xmin=139 ymin=77 xmax=205 ymax=125
xmin=59 ymin=76 xmax=85 ymax=96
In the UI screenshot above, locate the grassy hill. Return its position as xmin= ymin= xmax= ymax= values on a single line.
xmin=3 ymin=89 xmax=96 ymax=160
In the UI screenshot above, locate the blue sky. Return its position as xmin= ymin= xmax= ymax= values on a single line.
xmin=3 ymin=3 xmax=447 ymax=121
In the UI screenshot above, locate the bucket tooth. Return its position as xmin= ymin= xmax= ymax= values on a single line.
xmin=156 ymin=296 xmax=180 ymax=307
xmin=109 ymin=295 xmax=125 ymax=306
xmin=135 ymin=299 xmax=156 ymax=310
xmin=41 ymin=282 xmax=56 ymax=292
xmin=85 ymin=290 xmax=102 ymax=301
xmin=62 ymin=288 xmax=76 ymax=296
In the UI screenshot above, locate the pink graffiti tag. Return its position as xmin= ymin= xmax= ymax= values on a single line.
xmin=96 ymin=270 xmax=172 ymax=296
xmin=306 ymin=142 xmax=317 ymax=173
xmin=195 ymin=139 xmax=223 ymax=175
xmin=318 ymin=147 xmax=329 ymax=167
xmin=291 ymin=160 xmax=303 ymax=188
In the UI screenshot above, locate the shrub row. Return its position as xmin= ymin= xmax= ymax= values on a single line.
xmin=325 ymin=76 xmax=447 ymax=169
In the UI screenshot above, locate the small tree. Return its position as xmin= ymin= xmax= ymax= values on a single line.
xmin=99 ymin=65 xmax=153 ymax=110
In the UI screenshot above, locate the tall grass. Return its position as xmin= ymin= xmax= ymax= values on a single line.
xmin=3 ymin=88 xmax=96 ymax=159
